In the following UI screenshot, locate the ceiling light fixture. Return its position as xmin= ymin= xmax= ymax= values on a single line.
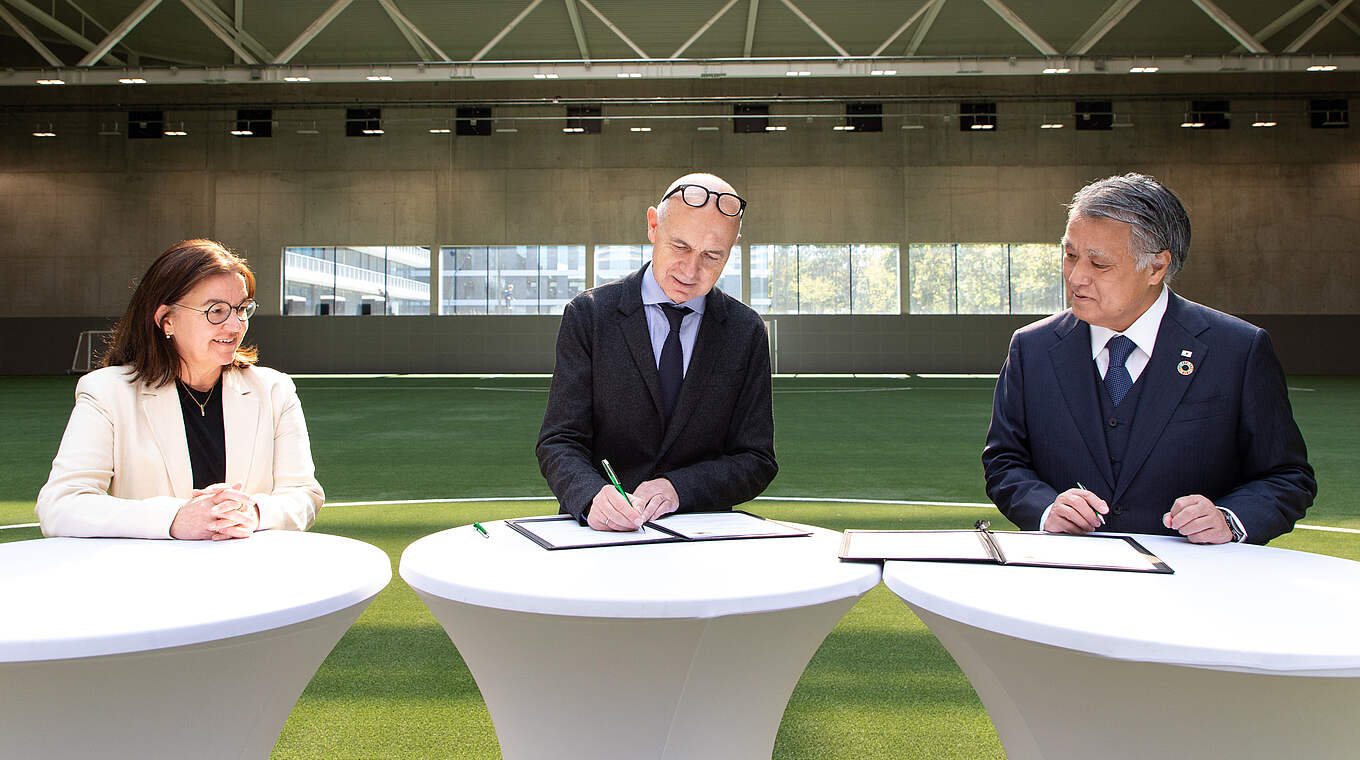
xmin=118 ymin=77 xmax=147 ymax=84
xmin=785 ymin=70 xmax=811 ymax=77
xmin=832 ymin=125 xmax=855 ymax=131
xmin=696 ymin=125 xmax=720 ymax=131
xmin=284 ymin=75 xmax=311 ymax=82
xmin=495 ymin=127 xmax=519 ymax=133
xmin=616 ymin=72 xmax=642 ymax=78
xmin=534 ymin=72 xmax=559 ymax=79
xmin=869 ymin=69 xmax=897 ymax=76
xmin=562 ymin=126 xmax=585 ymax=133
xmin=629 ymin=126 xmax=651 ymax=132
xmin=1040 ymin=121 xmax=1064 ymax=129
xmin=1306 ymin=64 xmax=1338 ymax=72
xmin=230 ymin=128 xmax=253 ymax=136
xmin=36 ymin=77 xmax=65 ymax=85
xmin=32 ymin=123 xmax=56 ymax=137
xmin=764 ymin=125 xmax=788 ymax=131
xmin=164 ymin=121 xmax=188 ymax=136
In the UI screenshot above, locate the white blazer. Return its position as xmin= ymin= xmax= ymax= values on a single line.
xmin=36 ymin=364 xmax=324 ymax=538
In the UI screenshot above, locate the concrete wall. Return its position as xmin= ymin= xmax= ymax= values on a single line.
xmin=1 ymin=74 xmax=1356 ymax=374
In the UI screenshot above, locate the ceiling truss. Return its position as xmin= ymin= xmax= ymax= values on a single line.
xmin=0 ymin=0 xmax=1356 ymax=84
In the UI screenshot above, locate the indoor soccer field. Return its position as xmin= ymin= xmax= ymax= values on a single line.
xmin=3 ymin=373 xmax=1356 ymax=760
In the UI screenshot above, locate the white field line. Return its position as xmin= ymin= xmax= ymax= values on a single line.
xmin=6 ymin=499 xmax=1356 ymax=534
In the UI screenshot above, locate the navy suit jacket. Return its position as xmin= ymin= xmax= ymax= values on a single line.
xmin=982 ymin=292 xmax=1315 ymax=544
xmin=536 ymin=265 xmax=778 ymax=522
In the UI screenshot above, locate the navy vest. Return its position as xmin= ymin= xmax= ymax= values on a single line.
xmin=1095 ymin=361 xmax=1148 ymax=483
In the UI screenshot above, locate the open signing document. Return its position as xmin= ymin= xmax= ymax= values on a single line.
xmin=508 ymin=511 xmax=810 ymax=551
xmin=839 ymin=528 xmax=1172 ymax=574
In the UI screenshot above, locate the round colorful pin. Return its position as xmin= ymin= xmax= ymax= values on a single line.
xmin=1177 ymin=360 xmax=1194 ymax=375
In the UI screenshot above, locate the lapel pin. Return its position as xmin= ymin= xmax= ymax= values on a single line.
xmin=1180 ymin=349 xmax=1193 ymax=358
xmin=1177 ymin=360 xmax=1194 ymax=376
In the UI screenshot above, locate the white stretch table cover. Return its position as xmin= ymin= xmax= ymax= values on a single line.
xmin=402 ymin=520 xmax=880 ymax=760
xmin=401 ymin=518 xmax=879 ymax=618
xmin=0 ymin=530 xmax=392 ymax=662
xmin=884 ymin=534 xmax=1360 ymax=675
xmin=0 ymin=530 xmax=391 ymax=760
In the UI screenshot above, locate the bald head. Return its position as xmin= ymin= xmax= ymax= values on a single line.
xmin=646 ymin=172 xmax=743 ymax=303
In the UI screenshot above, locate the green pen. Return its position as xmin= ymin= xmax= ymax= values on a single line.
xmin=601 ymin=459 xmax=643 ymax=532
xmin=473 ymin=522 xmax=490 ymax=539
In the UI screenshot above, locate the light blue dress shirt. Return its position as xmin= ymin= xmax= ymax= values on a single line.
xmin=640 ymin=263 xmax=705 ymax=376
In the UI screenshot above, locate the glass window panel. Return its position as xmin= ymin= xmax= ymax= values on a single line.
xmin=283 ymin=246 xmax=335 ymax=316
xmin=538 ymin=245 xmax=586 ymax=314
xmin=956 ymin=244 xmax=1009 ymax=314
xmin=492 ymin=245 xmax=536 ymax=315
xmin=850 ymin=244 xmax=900 ymax=315
xmin=441 ymin=246 xmax=490 ymax=314
xmin=335 ymin=246 xmax=387 ymax=315
xmin=716 ymin=247 xmax=742 ymax=298
xmin=384 ymin=246 xmax=430 ymax=315
xmin=766 ymin=245 xmax=801 ymax=314
xmin=1008 ymin=243 xmax=1065 ymax=314
xmin=908 ymin=244 xmax=957 ymax=315
xmin=796 ymin=245 xmax=851 ymax=314
xmin=594 ymin=244 xmax=648 ymax=286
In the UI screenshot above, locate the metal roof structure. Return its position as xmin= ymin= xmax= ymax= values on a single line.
xmin=2 ymin=0 xmax=1358 ymax=85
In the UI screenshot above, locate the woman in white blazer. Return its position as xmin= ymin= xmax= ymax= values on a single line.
xmin=37 ymin=240 xmax=323 ymax=539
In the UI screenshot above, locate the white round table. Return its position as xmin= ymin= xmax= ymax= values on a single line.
xmin=400 ymin=519 xmax=880 ymax=760
xmin=883 ymin=535 xmax=1360 ymax=760
xmin=0 ymin=530 xmax=391 ymax=760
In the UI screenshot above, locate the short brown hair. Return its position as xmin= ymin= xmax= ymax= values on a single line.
xmin=104 ymin=239 xmax=259 ymax=387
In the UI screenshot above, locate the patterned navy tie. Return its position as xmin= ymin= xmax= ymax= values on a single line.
xmin=1104 ymin=334 xmax=1136 ymax=407
xmin=658 ymin=304 xmax=692 ymax=422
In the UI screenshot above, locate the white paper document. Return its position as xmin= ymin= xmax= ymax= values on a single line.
xmin=991 ymin=532 xmax=1161 ymax=571
xmin=839 ymin=529 xmax=1170 ymax=573
xmin=509 ymin=517 xmax=675 ymax=550
xmin=653 ymin=511 xmax=809 ymax=540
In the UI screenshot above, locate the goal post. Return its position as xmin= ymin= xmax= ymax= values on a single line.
xmin=69 ymin=330 xmax=113 ymax=374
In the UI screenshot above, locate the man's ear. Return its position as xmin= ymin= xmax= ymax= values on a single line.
xmin=646 ymin=206 xmax=659 ymax=244
xmin=1147 ymin=250 xmax=1171 ymax=286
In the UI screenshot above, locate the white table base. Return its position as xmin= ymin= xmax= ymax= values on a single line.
xmin=0 ymin=599 xmax=371 ymax=760
xmin=416 ymin=591 xmax=861 ymax=760
xmin=909 ymin=604 xmax=1360 ymax=760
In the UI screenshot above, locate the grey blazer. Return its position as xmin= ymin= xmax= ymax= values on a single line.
xmin=536 ymin=265 xmax=778 ymax=522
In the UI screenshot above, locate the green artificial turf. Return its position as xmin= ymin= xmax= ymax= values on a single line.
xmin=1 ymin=374 xmax=1357 ymax=759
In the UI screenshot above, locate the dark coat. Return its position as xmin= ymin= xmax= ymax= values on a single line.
xmin=537 ymin=266 xmax=778 ymax=521
xmin=982 ymin=291 xmax=1316 ymax=543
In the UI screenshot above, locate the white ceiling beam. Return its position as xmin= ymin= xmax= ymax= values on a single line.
xmin=379 ymin=0 xmax=432 ymax=61
xmin=778 ymin=0 xmax=849 ymax=57
xmin=4 ymin=0 xmax=124 ymax=65
xmin=0 ymin=3 xmax=63 ymax=66
xmin=1190 ymin=0 xmax=1267 ymax=53
xmin=576 ymin=0 xmax=649 ymax=58
xmin=1067 ymin=0 xmax=1141 ymax=55
xmin=563 ymin=0 xmax=591 ymax=60
xmin=78 ymin=0 xmax=162 ymax=67
xmin=181 ymin=0 xmax=272 ymax=61
xmin=907 ymin=0 xmax=946 ymax=55
xmin=743 ymin=0 xmax=759 ymax=56
xmin=872 ymin=1 xmax=936 ymax=57
xmin=1240 ymin=0 xmax=1317 ymax=49
xmin=377 ymin=0 xmax=450 ymax=62
xmin=234 ymin=0 xmax=242 ymax=63
xmin=273 ymin=0 xmax=356 ymax=65
xmin=671 ymin=0 xmax=741 ymax=59
xmin=473 ymin=0 xmax=543 ymax=61
xmin=178 ymin=0 xmax=256 ymax=64
xmin=1318 ymin=0 xmax=1360 ymax=37
xmin=979 ymin=0 xmax=1058 ymax=55
xmin=1285 ymin=0 xmax=1354 ymax=51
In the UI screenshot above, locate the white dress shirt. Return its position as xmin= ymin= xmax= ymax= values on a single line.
xmin=640 ymin=262 xmax=705 ymax=376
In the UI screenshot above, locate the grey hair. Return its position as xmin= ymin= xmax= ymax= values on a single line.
xmin=1067 ymin=173 xmax=1190 ymax=280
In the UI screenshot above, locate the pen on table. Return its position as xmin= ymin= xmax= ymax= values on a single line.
xmin=1075 ymin=482 xmax=1105 ymax=526
xmin=473 ymin=522 xmax=490 ymax=539
xmin=601 ymin=459 xmax=643 ymax=532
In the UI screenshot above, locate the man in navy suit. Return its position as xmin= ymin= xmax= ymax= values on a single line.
xmin=982 ymin=174 xmax=1315 ymax=544
xmin=537 ymin=173 xmax=777 ymax=531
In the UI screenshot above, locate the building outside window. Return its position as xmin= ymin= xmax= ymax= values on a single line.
xmin=440 ymin=245 xmax=586 ymax=314
xmin=594 ymin=244 xmax=742 ymax=298
xmin=283 ymin=246 xmax=430 ymax=315
xmin=908 ymin=243 xmax=1064 ymax=315
xmin=750 ymin=244 xmax=899 ymax=315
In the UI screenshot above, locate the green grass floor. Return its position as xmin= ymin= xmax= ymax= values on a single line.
xmin=2 ymin=374 xmax=1357 ymax=759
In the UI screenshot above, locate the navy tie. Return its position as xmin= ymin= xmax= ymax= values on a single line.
xmin=1104 ymin=334 xmax=1136 ymax=407
xmin=658 ymin=304 xmax=692 ymax=422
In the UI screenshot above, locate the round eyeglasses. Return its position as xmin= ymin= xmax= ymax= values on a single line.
xmin=173 ymin=300 xmax=257 ymax=324
xmin=661 ymin=184 xmax=747 ymax=217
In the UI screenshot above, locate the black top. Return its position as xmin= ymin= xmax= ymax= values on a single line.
xmin=176 ymin=377 xmax=226 ymax=490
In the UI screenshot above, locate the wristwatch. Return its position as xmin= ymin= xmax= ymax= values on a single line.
xmin=1218 ymin=507 xmax=1246 ymax=543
